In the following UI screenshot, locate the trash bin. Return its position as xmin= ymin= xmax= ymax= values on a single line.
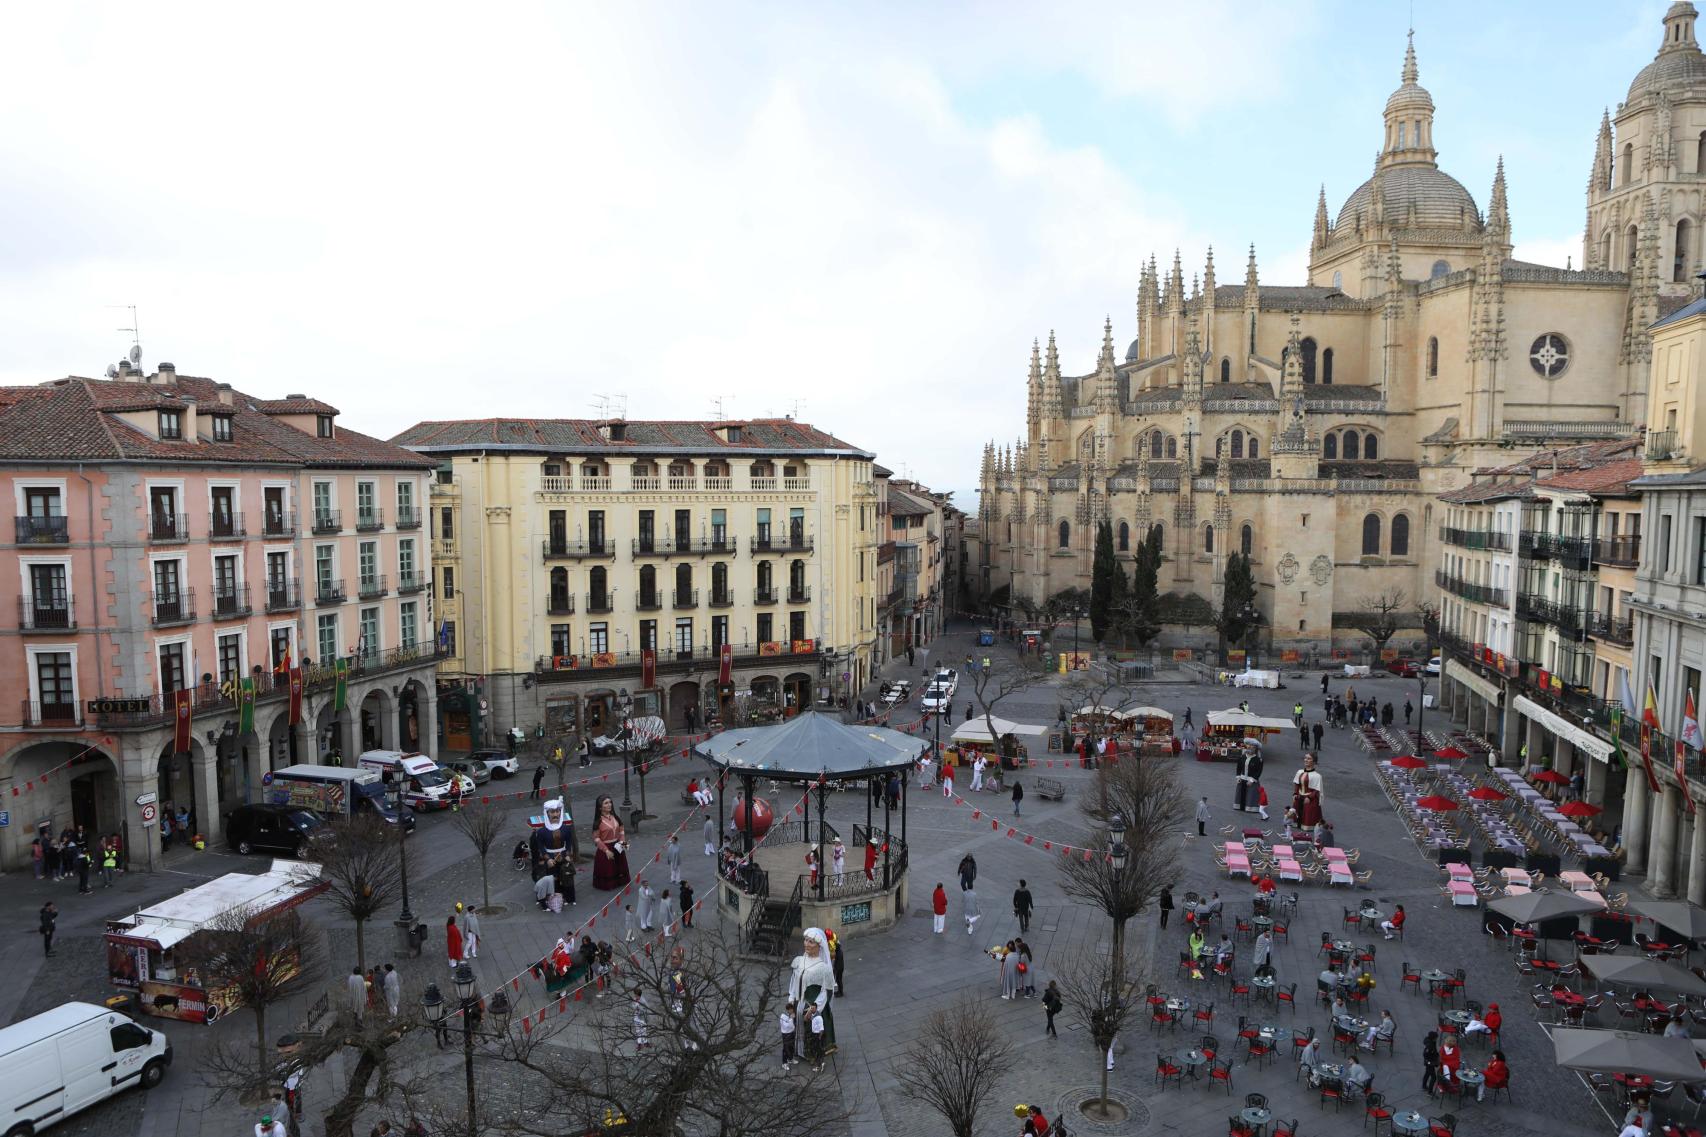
xmin=397 ymin=919 xmax=427 ymax=957
xmin=629 ymin=808 xmax=643 ymax=833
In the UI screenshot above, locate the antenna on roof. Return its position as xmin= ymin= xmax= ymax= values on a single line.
xmin=710 ymin=396 xmax=733 ymax=421
xmin=108 ymin=304 xmax=141 ymax=372
xmin=789 ymin=399 xmax=806 ymax=422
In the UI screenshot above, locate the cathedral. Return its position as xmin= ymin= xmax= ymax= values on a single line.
xmin=977 ymin=5 xmax=1706 ymax=658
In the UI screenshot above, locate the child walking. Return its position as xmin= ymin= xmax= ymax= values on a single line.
xmin=779 ymin=1002 xmax=798 ymax=1069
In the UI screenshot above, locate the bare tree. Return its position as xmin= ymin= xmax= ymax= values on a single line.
xmin=314 ymin=815 xmax=403 ymax=972
xmin=1061 ymin=667 xmax=1137 ymax=761
xmin=504 ymin=929 xmax=851 ymax=1137
xmin=1051 ymin=941 xmax=1148 ymax=1120
xmin=179 ymin=905 xmax=324 ymax=1086
xmin=451 ymin=803 xmax=506 ymax=913
xmin=964 ymin=654 xmax=1049 ymax=770
xmin=891 ymin=996 xmax=1015 ymax=1137
xmin=1345 ymin=588 xmax=1410 ymax=655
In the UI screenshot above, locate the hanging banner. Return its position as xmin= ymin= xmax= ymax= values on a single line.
xmin=1678 ymin=739 xmax=1697 ymax=815
xmin=718 ymin=643 xmax=734 ymax=685
xmin=288 ymin=668 xmax=304 ymax=726
xmin=641 ymin=648 xmax=656 ymax=690
xmin=172 ymin=689 xmax=193 ymax=755
xmin=333 ymin=658 xmax=349 ymax=712
xmin=238 ymin=677 xmax=256 ymax=734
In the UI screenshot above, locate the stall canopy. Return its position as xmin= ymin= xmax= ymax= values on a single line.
xmin=109 ymin=860 xmax=325 ymax=950
xmin=951 ymin=716 xmax=1051 ymax=751
xmin=1552 ymin=1028 xmax=1706 ymax=1080
xmin=1487 ymin=890 xmax=1604 ymax=925
xmin=1206 ymin=710 xmax=1294 ymax=733
xmin=1075 ymin=705 xmax=1137 ymax=720
xmin=1577 ymin=954 xmax=1706 ymax=998
xmin=1128 ymin=706 xmax=1174 ymax=722
xmin=693 ymin=710 xmax=923 ymax=781
xmin=1232 ymin=669 xmax=1281 ymax=689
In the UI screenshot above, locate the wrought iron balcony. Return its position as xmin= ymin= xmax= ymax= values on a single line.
xmin=395 ymin=506 xmax=422 ymax=530
xmin=1434 ymin=570 xmax=1507 ymax=608
xmin=149 ymin=514 xmax=189 ymax=542
xmin=1519 ymin=532 xmax=1592 ymax=568
xmin=18 ymin=596 xmax=74 ymax=631
xmin=150 ymin=588 xmax=197 ymax=627
xmin=586 ymin=591 xmax=616 ymax=614
xmin=1515 ymin=595 xmax=1589 ymax=641
xmin=709 ymin=589 xmax=735 ymax=608
xmin=547 ymin=593 xmax=575 ymax=615
xmin=1648 ymin=428 xmax=1679 ymax=461
xmin=209 ymin=511 xmax=246 ymax=539
xmin=211 ymin=584 xmax=253 ymax=619
xmin=1438 ymin=526 xmax=1512 ymax=552
xmin=751 ymin=532 xmax=813 ymax=554
xmin=753 ymin=587 xmax=778 ymax=605
xmin=358 ymin=574 xmax=389 ymax=599
xmin=261 ymin=509 xmax=297 ymax=537
xmin=312 ymin=509 xmax=342 ymax=535
xmin=316 ymin=578 xmax=347 ymax=605
xmin=673 ymin=588 xmax=699 ymax=610
xmin=634 ymin=536 xmax=736 ymax=557
xmin=1593 ymin=535 xmax=1641 ymax=568
xmin=635 ymin=591 xmax=663 ymax=612
xmin=787 ymin=585 xmax=812 ymax=604
xmin=356 ymin=508 xmax=385 ymax=532
xmin=20 ymin=699 xmax=80 ymax=728
xmin=542 ymin=539 xmax=615 ymax=560
xmin=14 ymin=516 xmax=69 ymax=544
xmin=265 ymin=579 xmax=303 ymax=612
xmin=396 ymin=572 xmax=427 ymax=595
xmin=1588 ymin=611 xmax=1635 ymax=647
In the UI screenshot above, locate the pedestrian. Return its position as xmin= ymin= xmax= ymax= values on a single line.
xmin=965 ymin=703 xmax=973 ymax=723
xmin=942 ymin=758 xmax=955 ymax=798
xmin=1015 ymin=937 xmax=1036 ymax=996
xmin=1320 ymin=673 xmax=1329 ymax=695
xmin=1254 ymin=928 xmax=1273 ymax=969
xmin=631 ymin=989 xmax=650 ymax=1050
xmin=970 ymin=755 xmax=985 ymax=792
xmin=639 ymin=880 xmax=657 ymax=931
xmin=666 ymin=835 xmax=682 ymax=883
xmin=1421 ymin=1029 xmax=1439 ymax=1096
xmin=459 ymin=902 xmax=480 ymax=960
xmin=623 ymin=903 xmax=637 ymax=943
xmin=256 ymin=1113 xmax=290 ymax=1137
xmin=679 ymin=880 xmax=695 ymax=929
xmin=703 ymin=814 xmax=716 ymax=856
xmin=829 ymin=930 xmax=845 ymax=997
xmin=1158 ymin=885 xmax=1174 ymax=929
xmin=932 ymin=883 xmax=948 ymax=934
xmin=1195 ymin=796 xmax=1210 ymax=836
xmin=1183 ymin=707 xmax=1194 ymax=729
xmin=1570 ymin=769 xmax=1585 ymax=800
xmin=831 ymin=838 xmax=846 ymax=879
xmin=1013 ymin=879 xmax=1034 ymax=932
xmin=346 ymin=966 xmax=367 ymax=1020
xmin=383 ymin=963 xmax=401 ymax=1015
xmin=659 ymin=888 xmax=678 ymax=938
xmin=998 ymin=940 xmax=1019 ymax=999
xmin=553 ymin=742 xmax=565 ymax=770
xmin=1404 ymin=699 xmax=1413 ymax=724
xmin=963 ymin=887 xmax=981 ymax=935
xmin=1011 ymin=779 xmax=1023 ymax=817
xmin=1293 ymin=702 xmax=1304 ymax=726
xmin=1312 ymin=721 xmax=1323 ymax=749
xmin=76 ymin=845 xmax=91 ymax=894
xmin=1042 ymin=980 xmax=1062 ymax=1038
xmin=579 ymin=736 xmax=592 ymax=767
xmin=1298 ymin=721 xmax=1307 ymax=747
xmin=31 ymin=838 xmax=43 ymax=880
xmin=444 ymin=915 xmax=462 ymax=971
xmin=1257 ymin=783 xmax=1270 ymax=821
xmin=38 ymin=900 xmax=56 ymax=957
xmin=779 ymin=1002 xmax=798 ymax=1069
xmin=958 ymin=853 xmax=977 ymax=892
xmin=101 ymin=841 xmax=117 ymax=887
xmin=532 ymin=764 xmax=547 ymax=799
xmin=1382 ymin=702 xmax=1394 ymax=726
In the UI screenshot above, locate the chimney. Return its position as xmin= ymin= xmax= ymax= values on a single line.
xmin=215 ymin=382 xmax=234 ymax=407
xmin=152 ymin=362 xmax=176 ymax=387
xmin=180 ymin=396 xmax=199 ymax=443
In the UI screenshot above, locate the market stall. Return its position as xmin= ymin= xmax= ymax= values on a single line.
xmin=952 ymin=716 xmax=1049 ymax=768
xmin=104 ymin=860 xmax=327 ymax=1024
xmin=1128 ymin=706 xmax=1177 ymax=756
xmin=1198 ymin=710 xmax=1293 ymax=762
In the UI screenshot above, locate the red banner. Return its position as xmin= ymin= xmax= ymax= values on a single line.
xmin=288 ymin=668 xmax=304 ymax=726
xmin=1679 ymin=740 xmax=1696 ymax=815
xmin=641 ymin=648 xmax=656 ymax=689
xmin=172 ymin=689 xmax=193 ymax=754
xmin=718 ymin=643 xmax=733 ymax=684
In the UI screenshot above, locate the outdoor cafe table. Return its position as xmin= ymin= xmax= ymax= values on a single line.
xmin=1441 ymin=1009 xmax=1471 ymax=1031
xmin=1422 ymin=969 xmax=1454 ymax=996
xmin=1500 ymin=867 xmax=1532 ymax=886
xmin=1166 ymin=996 xmax=1191 ymax=1015
xmin=1176 ymin=1047 xmax=1208 ymax=1077
xmin=1252 ymin=975 xmax=1277 ymax=1002
xmin=1252 ymin=915 xmax=1274 ymax=932
xmin=1393 ymin=1110 xmax=1429 ymax=1136
xmin=1239 ymin=1106 xmax=1273 ymax=1132
xmin=1447 ymin=880 xmax=1479 ymax=906
xmin=1560 ymin=870 xmax=1596 ymax=892
xmin=1331 ymin=939 xmax=1358 ymax=955
xmin=1445 ymin=862 xmax=1475 ymax=882
xmin=1457 ymin=1069 xmax=1485 ymax=1098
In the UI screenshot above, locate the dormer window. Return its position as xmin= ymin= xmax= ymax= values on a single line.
xmin=605 ymin=422 xmax=626 ymax=442
xmin=724 ymin=425 xmax=743 ymax=444
xmin=211 ymin=414 xmax=233 ymax=442
xmin=317 ymin=415 xmax=334 ymax=438
xmin=158 ymin=410 xmax=183 ymax=440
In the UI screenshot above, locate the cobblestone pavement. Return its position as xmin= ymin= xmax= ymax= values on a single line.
xmin=0 ymin=624 xmax=1636 ymax=1136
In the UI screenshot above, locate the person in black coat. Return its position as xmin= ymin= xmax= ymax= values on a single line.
xmin=830 ymin=935 xmax=845 ymax=997
xmin=1013 ymin=880 xmax=1034 ymax=932
xmin=958 ymin=854 xmax=977 ymax=892
xmin=1012 ymin=779 xmax=1024 ymax=817
xmin=1158 ymin=885 xmax=1175 ymax=929
xmin=1422 ymin=1030 xmax=1440 ymax=1095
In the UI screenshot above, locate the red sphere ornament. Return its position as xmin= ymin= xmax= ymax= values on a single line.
xmin=732 ymin=796 xmax=775 ymax=840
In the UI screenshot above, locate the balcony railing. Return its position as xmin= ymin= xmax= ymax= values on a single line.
xmin=1649 ymin=428 xmax=1679 ymax=460
xmin=533 ymin=638 xmax=821 ymax=678
xmin=1520 ymin=532 xmax=1592 ymax=568
xmin=636 ymin=591 xmax=663 ymax=612
xmin=149 ymin=514 xmax=189 ymax=542
xmin=18 ymin=596 xmax=74 ymax=631
xmin=395 ymin=506 xmax=422 ymax=530
xmin=312 ymin=509 xmax=342 ymax=535
xmin=667 ymin=476 xmax=697 ymax=491
xmin=358 ymin=574 xmax=389 ymax=599
xmin=1438 ymin=526 xmax=1513 ymax=552
xmin=151 ymin=589 xmax=197 ymax=627
xmin=209 ymin=511 xmax=246 ymax=539
xmin=586 ymin=591 xmax=615 ymax=614
xmin=787 ymin=585 xmax=812 ymax=604
xmin=709 ymin=589 xmax=734 ymax=608
xmin=1594 ymin=535 xmax=1641 ymax=567
xmin=751 ymin=477 xmax=777 ymax=491
xmin=704 ymin=476 xmax=732 ymax=491
xmin=211 ymin=584 xmax=253 ymax=619
xmin=542 ymin=539 xmax=615 ymax=560
xmin=753 ymin=587 xmax=778 ymax=605
xmin=751 ymin=533 xmax=813 ymax=554
xmin=547 ymin=593 xmax=576 ymax=615
xmin=631 ymin=475 xmax=661 ymax=491
xmin=356 ymin=507 xmax=385 ymax=532
xmin=635 ymin=536 xmax=736 ymax=557
xmin=261 ymin=510 xmax=296 ymax=537
xmin=15 ymin=516 xmax=69 ymax=544
xmin=783 ymin=477 xmax=812 ymax=491
xmin=540 ymin=476 xmax=574 ymax=494
xmin=396 ymin=572 xmax=427 ymax=595
xmin=1434 ymin=569 xmax=1507 ymax=608
xmin=265 ymin=579 xmax=303 ymax=612
xmin=582 ymin=476 xmax=611 ymax=491
xmin=673 ymin=588 xmax=699 ymax=610
xmin=1516 ymin=595 xmax=1590 ymax=641
xmin=316 ymin=578 xmax=347 ymax=605
xmin=1588 ymin=611 xmax=1635 ymax=647
xmin=21 ymin=699 xmax=80 ymax=728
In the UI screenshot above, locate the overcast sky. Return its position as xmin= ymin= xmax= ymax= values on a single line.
xmin=0 ymin=2 xmax=1673 ymax=500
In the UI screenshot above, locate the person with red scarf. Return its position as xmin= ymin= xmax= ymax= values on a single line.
xmin=931 ymin=883 xmax=948 ymax=934
xmin=445 ymin=915 xmax=463 ymax=971
xmin=864 ymin=836 xmax=882 ymax=881
xmin=1437 ymin=1034 xmax=1463 ymax=1093
xmin=1479 ymin=1050 xmax=1509 ymax=1102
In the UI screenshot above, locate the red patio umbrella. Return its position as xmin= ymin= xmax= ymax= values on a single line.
xmin=1390 ymin=755 xmax=1428 ymax=769
xmin=1559 ymin=800 xmax=1603 ymax=818
xmin=1434 ymin=746 xmax=1471 ymax=760
xmin=1467 ymin=786 xmax=1509 ymax=802
xmin=1533 ymin=769 xmax=1571 ymax=786
xmin=1416 ymin=794 xmax=1460 ymax=812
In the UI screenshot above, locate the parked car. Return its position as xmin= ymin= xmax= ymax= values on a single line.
xmin=468 ymin=748 xmax=521 ymax=779
xmin=225 ymin=803 xmax=328 ymax=857
xmin=442 ymin=759 xmax=492 ymax=787
xmin=592 ymin=715 xmax=667 ymax=756
xmin=1386 ymin=658 xmax=1421 ymax=678
xmin=1425 ymin=656 xmax=1442 ymax=676
xmin=880 ymin=679 xmax=912 ymax=705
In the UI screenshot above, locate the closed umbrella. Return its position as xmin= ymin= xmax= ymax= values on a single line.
xmin=1466 ymin=786 xmax=1508 ymax=802
xmin=1559 ymin=800 xmax=1603 ymax=819
xmin=1390 ymin=755 xmax=1428 ymax=770
xmin=1533 ymin=769 xmax=1570 ymax=786
xmin=1632 ymin=899 xmax=1706 ymax=942
xmin=1488 ymin=890 xmax=1604 ymax=925
xmin=1416 ymin=795 xmax=1459 ymax=812
xmin=1578 ymin=953 xmax=1706 ymax=998
xmin=1552 ymin=1028 xmax=1706 ymax=1081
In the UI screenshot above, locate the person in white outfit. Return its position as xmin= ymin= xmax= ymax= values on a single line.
xmin=703 ymin=816 xmax=716 ymax=856
xmin=962 ymin=887 xmax=981 ymax=934
xmin=383 ymin=963 xmax=401 ymax=1016
xmin=345 ymin=967 xmax=367 ymax=1021
xmin=638 ymin=881 xmax=656 ymax=932
xmin=970 ymin=756 xmax=985 ymax=792
xmin=460 ymin=904 xmax=480 ymax=959
xmin=831 ymin=838 xmax=846 ymax=880
xmin=666 ymin=835 xmax=682 ymax=883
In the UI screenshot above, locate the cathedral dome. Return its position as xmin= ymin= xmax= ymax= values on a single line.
xmin=1628 ymin=3 xmax=1706 ymax=103
xmin=1335 ymin=164 xmax=1480 ymax=233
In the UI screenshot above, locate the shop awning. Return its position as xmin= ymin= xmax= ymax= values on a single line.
xmin=1443 ymin=658 xmax=1504 ymax=707
xmin=1512 ymin=695 xmax=1614 ymax=764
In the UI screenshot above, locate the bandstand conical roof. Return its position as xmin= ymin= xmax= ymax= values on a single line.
xmin=694 ymin=711 xmax=925 ymax=781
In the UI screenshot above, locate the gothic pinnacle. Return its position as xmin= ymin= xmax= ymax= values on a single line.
xmin=1402 ymin=29 xmax=1418 ymax=85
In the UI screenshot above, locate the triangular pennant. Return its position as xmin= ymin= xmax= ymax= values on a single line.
xmin=512 ymin=977 xmax=521 ymax=991
xmin=522 ymin=1017 xmax=533 ymax=1033
xmin=574 ymin=989 xmax=584 ymax=1001
xmin=1082 ymin=849 xmax=1093 ymax=862
xmin=991 ymin=819 xmax=998 ymax=830
xmin=558 ymin=997 xmax=567 ymax=1013
xmin=972 ymin=810 xmax=981 ymax=820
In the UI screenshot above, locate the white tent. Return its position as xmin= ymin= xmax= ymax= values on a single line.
xmin=1128 ymin=706 xmax=1174 ymax=722
xmin=952 ymin=717 xmax=1050 ymax=753
xmin=1075 ymin=704 xmax=1137 ymax=719
xmin=1206 ymin=710 xmax=1294 ymax=733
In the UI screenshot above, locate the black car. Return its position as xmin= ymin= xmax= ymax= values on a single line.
xmin=226 ymin=804 xmax=327 ymax=857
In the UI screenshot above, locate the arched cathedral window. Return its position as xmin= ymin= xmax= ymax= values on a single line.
xmin=1117 ymin=521 xmax=1129 ymax=552
xmin=1165 ymin=437 xmax=1177 ymax=459
xmin=1323 ymin=434 xmax=1337 ymax=460
xmin=1361 ymin=514 xmax=1382 ymax=557
xmin=1230 ymin=430 xmax=1244 ymax=459
xmin=1426 ymin=336 xmax=1439 ymax=378
xmin=1364 ymin=433 xmax=1378 ymax=460
xmin=1322 ymin=347 xmax=1334 ymax=385
xmin=1057 ymin=520 xmax=1070 ymax=549
xmin=1698 ymin=131 xmax=1706 ymax=175
xmin=1220 ymin=358 xmax=1231 ymax=383
xmin=1628 ymin=225 xmax=1639 ymax=272
xmin=1343 ymin=430 xmax=1360 ymax=460
xmin=1151 ymin=432 xmax=1163 ymax=459
xmin=1240 ymin=524 xmax=1253 ymax=557
xmin=1391 ymin=514 xmax=1410 ymax=557
xmin=1300 ymin=337 xmax=1318 ymax=384
xmin=1431 ymin=260 xmax=1450 ymax=279
xmin=1622 ymin=142 xmax=1634 ymax=186
xmin=1203 ymin=524 xmax=1214 ymax=554
xmin=1248 ymin=438 xmax=1258 ymax=459
xmin=1676 ymin=219 xmax=1693 ymax=283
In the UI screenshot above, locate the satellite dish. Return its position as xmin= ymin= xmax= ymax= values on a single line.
xmin=128 ymin=344 xmax=142 ymax=365
xmin=105 ymin=364 xmax=119 ymax=378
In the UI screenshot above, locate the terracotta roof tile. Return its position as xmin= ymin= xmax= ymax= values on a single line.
xmin=1534 ymin=457 xmax=1645 ymax=495
xmin=391 ymin=417 xmax=871 ymax=456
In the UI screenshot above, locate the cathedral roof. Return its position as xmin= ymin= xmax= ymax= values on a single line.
xmin=1627 ymin=3 xmax=1706 ymax=104
xmin=1335 ymin=165 xmax=1480 ymax=233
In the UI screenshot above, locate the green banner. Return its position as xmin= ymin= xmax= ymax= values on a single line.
xmin=1610 ymin=705 xmax=1625 ymax=769
xmin=239 ymin=677 xmax=256 ymax=734
xmin=334 ymin=658 xmax=349 ymax=712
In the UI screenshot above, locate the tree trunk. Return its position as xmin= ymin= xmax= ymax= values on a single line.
xmin=480 ymin=858 xmax=491 ymax=912
xmin=322 ymin=1041 xmax=384 ymax=1137
xmin=354 ymin=918 xmax=366 ymax=973
xmin=252 ymin=1004 xmax=268 ymax=1086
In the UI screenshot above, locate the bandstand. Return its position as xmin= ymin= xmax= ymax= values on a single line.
xmin=694 ymin=712 xmax=922 ymax=951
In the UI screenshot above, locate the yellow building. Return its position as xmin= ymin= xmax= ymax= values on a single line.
xmin=393 ymin=417 xmax=881 ymax=742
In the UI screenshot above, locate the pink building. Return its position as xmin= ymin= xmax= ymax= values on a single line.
xmin=0 ymin=362 xmax=439 ymax=871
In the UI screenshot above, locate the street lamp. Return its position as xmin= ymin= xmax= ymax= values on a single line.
xmin=1416 ymin=673 xmax=1428 ymax=752
xmin=617 ymin=688 xmax=635 ymax=811
xmin=393 ymin=818 xmax=415 ymax=955
xmin=422 ymin=965 xmax=512 ymax=1137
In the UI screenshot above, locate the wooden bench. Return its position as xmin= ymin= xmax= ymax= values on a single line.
xmin=1034 ymin=776 xmax=1065 ymax=802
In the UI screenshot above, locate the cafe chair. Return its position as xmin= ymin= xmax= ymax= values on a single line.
xmin=1357 ymin=943 xmax=1377 ymax=968
xmin=1318 ymin=932 xmax=1335 ymax=957
xmin=1319 ymin=1077 xmax=1346 ymax=1111
xmin=1246 ymin=1093 xmax=1270 ymax=1112
xmin=1372 ymin=1023 xmax=1397 ymax=1056
xmin=1277 ymin=982 xmax=1298 ymax=1014
xmin=1245 ymin=1035 xmax=1275 ymax=1066
xmin=1228 ymin=1118 xmax=1256 ymax=1137
xmin=1271 ymin=920 xmax=1291 ymax=943
xmin=1154 ymin=1054 xmax=1184 ymax=1089
xmin=1363 ymin=1091 xmax=1393 ymax=1134
xmin=1483 ymin=922 xmax=1509 ymax=948
xmin=1344 ymin=906 xmax=1363 ymax=930
xmin=1151 ymin=1004 xmax=1178 ymax=1033
xmin=1231 ymin=977 xmax=1253 ymax=1005
xmin=1200 ymin=1035 xmax=1220 ymax=1061
xmin=1426 ymin=1114 xmax=1457 ymax=1137
xmin=1484 ymin=1073 xmax=1513 ymax=1104
xmin=1291 ymin=1025 xmax=1316 ymax=1052
xmin=1401 ymin=963 xmax=1422 ymax=993
xmin=1196 ymin=1002 xmax=1217 ymax=1029
xmin=1179 ymin=951 xmax=1198 ymax=978
xmin=1354 ymin=870 xmax=1374 ymax=886
xmin=1209 ymin=1057 xmax=1235 ymax=1094
xmin=1271 ymin=1119 xmax=1299 ymax=1137
xmin=1147 ymin=984 xmax=1168 ymax=1008
xmin=1237 ymin=1015 xmax=1261 ymax=1044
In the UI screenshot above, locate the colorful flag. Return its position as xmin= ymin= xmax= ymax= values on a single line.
xmin=641 ymin=648 xmax=656 ymax=689
xmin=1610 ymin=702 xmax=1626 ymax=770
xmin=1685 ymin=690 xmax=1704 ymax=751
xmin=172 ymin=689 xmax=193 ymax=755
xmin=1644 ymin=684 xmax=1662 ymax=729
xmin=718 ymin=643 xmax=733 ymax=685
xmin=1680 ymin=739 xmax=1697 ymax=816
xmin=288 ymin=667 xmax=304 ymax=726
xmin=334 ymin=658 xmax=349 ymax=712
xmin=239 ymin=677 xmax=256 ymax=734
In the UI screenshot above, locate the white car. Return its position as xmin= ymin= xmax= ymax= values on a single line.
xmin=466 ymin=748 xmax=521 ymax=779
xmin=1425 ymin=656 xmax=1442 ymax=676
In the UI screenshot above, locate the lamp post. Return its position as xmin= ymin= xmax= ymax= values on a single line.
xmin=1102 ymin=811 xmax=1130 ymax=1113
xmin=393 ymin=818 xmax=415 ymax=955
xmin=422 ymin=964 xmax=512 ymax=1137
xmin=617 ymin=688 xmax=635 ymax=812
xmin=1417 ymin=673 xmax=1428 ymax=752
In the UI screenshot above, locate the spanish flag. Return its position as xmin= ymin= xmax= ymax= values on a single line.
xmin=1644 ymin=684 xmax=1662 ymax=730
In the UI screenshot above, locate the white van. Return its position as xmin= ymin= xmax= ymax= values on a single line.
xmin=356 ymin=750 xmax=455 ymax=811
xmin=0 ymin=1002 xmax=172 ymax=1132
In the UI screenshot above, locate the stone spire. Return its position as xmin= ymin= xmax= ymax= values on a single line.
xmin=1281 ymin=312 xmax=1304 ymax=399
xmin=1486 ymin=156 xmax=1511 ymax=243
xmin=1025 ymin=338 xmax=1043 ymax=430
xmin=1312 ymin=185 xmax=1331 ymax=250
xmin=1402 ymin=30 xmax=1418 ymax=84
xmin=1095 ymin=317 xmax=1119 ymax=413
xmin=1243 ymin=244 xmax=1260 ymax=363
xmin=1137 ymin=255 xmax=1161 ymax=367
xmin=1200 ymin=247 xmax=1217 ymax=356
xmin=1167 ymin=250 xmax=1185 ymax=314
xmin=1623 ymin=191 xmax=1662 ymax=364
xmin=1183 ymin=315 xmax=1205 ymax=402
xmin=1592 ymin=108 xmax=1613 ymax=193
xmin=1654 ymin=91 xmax=1676 ymax=174
xmin=1381 ymin=31 xmax=1438 ymax=169
xmin=980 ymin=441 xmax=995 ymax=481
xmin=1041 ymin=330 xmax=1063 ymax=420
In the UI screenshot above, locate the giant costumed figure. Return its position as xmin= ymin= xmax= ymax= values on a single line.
xmin=788 ymin=927 xmax=837 ymax=1053
xmin=529 ymin=797 xmax=577 ymax=879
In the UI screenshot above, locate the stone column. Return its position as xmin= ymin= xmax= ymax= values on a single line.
xmin=1623 ymin=764 xmax=1648 ymax=873
xmin=1689 ymin=803 xmax=1706 ymax=907
xmin=191 ymin=749 xmax=223 ymax=847
xmin=294 ymin=718 xmax=317 ymax=766
xmin=1583 ymin=751 xmax=1604 ymax=807
xmin=1653 ymin=783 xmax=1681 ymax=897
xmin=423 ymin=687 xmax=440 ymax=759
xmin=243 ymin=739 xmax=267 ymax=805
xmin=1500 ymin=700 xmax=1521 ymax=766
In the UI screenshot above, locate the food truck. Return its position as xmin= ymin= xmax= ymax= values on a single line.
xmin=1198 ymin=709 xmax=1293 ymax=762
xmin=104 ymin=861 xmax=327 ymax=1024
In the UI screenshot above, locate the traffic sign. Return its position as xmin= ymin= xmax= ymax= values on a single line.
xmin=135 ymin=792 xmax=158 ymax=807
xmin=0 ymin=811 xmax=9 ymax=828
xmin=140 ymin=803 xmax=158 ymax=824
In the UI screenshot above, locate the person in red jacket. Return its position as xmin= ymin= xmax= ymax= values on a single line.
xmin=1478 ymin=1050 xmax=1509 ymax=1102
xmin=932 ymin=883 xmax=948 ymax=935
xmin=1381 ymin=904 xmax=1406 ymax=939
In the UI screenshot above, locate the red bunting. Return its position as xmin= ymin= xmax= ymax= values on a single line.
xmin=1006 ymin=828 xmax=1016 ymax=837
xmin=1043 ymin=841 xmax=1051 ymax=850
xmin=1024 ymin=835 xmax=1034 ymax=845
xmin=512 ymin=977 xmax=521 ymax=991
xmin=522 ymin=1017 xmax=533 ymax=1033
xmin=972 ymin=810 xmax=982 ymax=820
